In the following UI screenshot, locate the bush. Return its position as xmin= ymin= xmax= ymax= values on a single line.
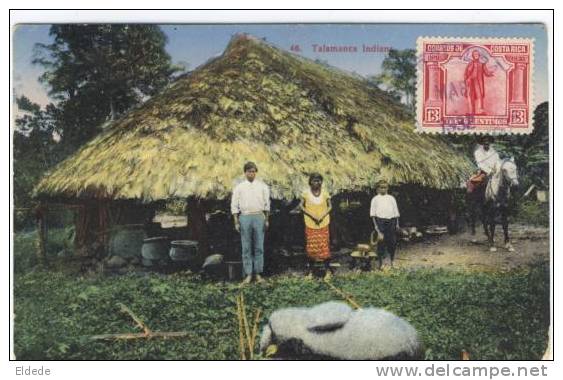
xmin=514 ymin=199 xmax=549 ymax=227
xmin=14 ymin=227 xmax=74 ymax=274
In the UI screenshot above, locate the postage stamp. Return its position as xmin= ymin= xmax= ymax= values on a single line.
xmin=416 ymin=37 xmax=534 ymax=134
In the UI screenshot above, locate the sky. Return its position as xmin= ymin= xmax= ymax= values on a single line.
xmin=12 ymin=23 xmax=549 ymax=108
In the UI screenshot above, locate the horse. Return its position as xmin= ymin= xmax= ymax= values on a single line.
xmin=484 ymin=158 xmax=519 ymax=251
xmin=466 ymin=174 xmax=487 ymax=242
xmin=466 ymin=158 xmax=519 ymax=252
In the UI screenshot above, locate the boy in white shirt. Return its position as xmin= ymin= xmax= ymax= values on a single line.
xmin=369 ymin=180 xmax=400 ymax=269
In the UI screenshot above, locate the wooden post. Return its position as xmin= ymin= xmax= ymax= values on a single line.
xmin=186 ymin=197 xmax=209 ymax=256
xmin=329 ymin=195 xmax=342 ymax=249
xmin=98 ymin=200 xmax=110 ymax=256
xmin=35 ymin=203 xmax=47 ymax=265
xmin=74 ymin=201 xmax=97 ymax=256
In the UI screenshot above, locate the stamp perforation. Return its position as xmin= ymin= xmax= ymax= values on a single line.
xmin=415 ymin=36 xmax=535 ymax=135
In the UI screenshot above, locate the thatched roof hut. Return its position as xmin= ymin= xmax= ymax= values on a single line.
xmin=34 ymin=34 xmax=473 ymax=203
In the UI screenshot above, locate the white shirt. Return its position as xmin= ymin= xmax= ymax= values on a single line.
xmin=474 ymin=145 xmax=500 ymax=174
xmin=370 ymin=194 xmax=400 ymax=219
xmin=231 ymin=179 xmax=270 ymax=215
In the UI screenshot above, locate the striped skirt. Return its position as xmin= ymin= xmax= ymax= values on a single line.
xmin=305 ymin=226 xmax=331 ymax=261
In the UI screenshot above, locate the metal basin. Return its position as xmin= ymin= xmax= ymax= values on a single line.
xmin=141 ymin=236 xmax=169 ymax=260
xmin=169 ymin=240 xmax=199 ymax=262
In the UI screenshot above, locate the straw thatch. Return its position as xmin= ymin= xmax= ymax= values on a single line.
xmin=34 ymin=34 xmax=474 ymax=202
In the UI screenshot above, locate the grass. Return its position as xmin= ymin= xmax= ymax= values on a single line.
xmin=13 ymin=230 xmax=550 ymax=360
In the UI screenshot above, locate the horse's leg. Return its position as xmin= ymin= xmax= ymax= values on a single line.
xmin=469 ymin=210 xmax=475 ymax=235
xmin=486 ymin=208 xmax=497 ymax=252
xmin=481 ymin=205 xmax=489 ymax=240
xmin=502 ymin=209 xmax=514 ymax=252
xmin=468 ymin=201 xmax=477 ymax=242
xmin=490 ymin=222 xmax=497 ymax=251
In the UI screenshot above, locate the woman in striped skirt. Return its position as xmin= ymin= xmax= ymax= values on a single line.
xmin=299 ymin=173 xmax=332 ymax=280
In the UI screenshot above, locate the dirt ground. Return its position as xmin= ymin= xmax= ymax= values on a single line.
xmin=100 ymin=215 xmax=550 ymax=275
xmin=386 ymin=224 xmax=550 ymax=272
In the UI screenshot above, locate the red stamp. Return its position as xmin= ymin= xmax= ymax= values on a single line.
xmin=416 ymin=37 xmax=534 ymax=134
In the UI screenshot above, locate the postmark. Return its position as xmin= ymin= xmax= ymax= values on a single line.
xmin=416 ymin=37 xmax=534 ymax=134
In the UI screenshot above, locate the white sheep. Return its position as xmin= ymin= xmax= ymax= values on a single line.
xmin=260 ymin=301 xmax=422 ymax=360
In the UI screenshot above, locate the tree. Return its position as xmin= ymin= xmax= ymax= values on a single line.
xmin=494 ymin=102 xmax=549 ymax=188
xmin=370 ymin=49 xmax=416 ymax=110
xmin=13 ymin=96 xmax=62 ymax=228
xmin=33 ymin=24 xmax=181 ymax=152
xmin=445 ymin=102 xmax=550 ymax=189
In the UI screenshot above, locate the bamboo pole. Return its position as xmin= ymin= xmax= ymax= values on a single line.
xmin=249 ymin=308 xmax=262 ymax=358
xmin=240 ymin=293 xmax=252 ymax=359
xmin=236 ymin=295 xmax=247 ymax=360
xmin=323 ymin=280 xmax=362 ymax=309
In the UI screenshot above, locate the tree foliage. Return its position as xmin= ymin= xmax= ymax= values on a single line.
xmin=13 ymin=25 xmax=182 ymax=230
xmin=444 ymin=102 xmax=549 ymax=190
xmin=13 ymin=96 xmax=61 ymax=218
xmin=369 ymin=49 xmax=416 ymax=110
xmin=33 ymin=24 xmax=181 ymax=152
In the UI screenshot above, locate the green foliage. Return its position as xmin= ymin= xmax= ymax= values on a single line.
xmin=13 ymin=97 xmax=63 ymax=229
xmin=370 ymin=49 xmax=416 ymax=110
xmin=514 ymin=199 xmax=549 ymax=227
xmin=13 ymin=230 xmax=549 ymax=360
xmin=14 ymin=227 xmax=74 ymax=274
xmin=33 ymin=24 xmax=181 ymax=153
xmin=444 ymin=101 xmax=550 ymax=206
xmin=494 ymin=102 xmax=550 ymax=190
xmin=14 ymin=25 xmax=181 ymax=228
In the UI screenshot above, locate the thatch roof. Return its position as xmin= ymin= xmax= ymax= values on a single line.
xmin=34 ymin=34 xmax=474 ymax=202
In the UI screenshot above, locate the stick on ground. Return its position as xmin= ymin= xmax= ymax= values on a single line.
xmin=323 ymin=280 xmax=362 ymax=309
xmin=236 ymin=295 xmax=247 ymax=360
xmin=118 ymin=303 xmax=152 ymax=335
xmin=249 ymin=308 xmax=262 ymax=357
xmin=89 ymin=303 xmax=201 ymax=342
xmin=240 ymin=293 xmax=253 ymax=359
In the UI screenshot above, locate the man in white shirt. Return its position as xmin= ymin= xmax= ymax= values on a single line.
xmin=370 ymin=180 xmax=400 ymax=269
xmin=231 ymin=162 xmax=270 ymax=284
xmin=474 ymin=136 xmax=500 ymax=175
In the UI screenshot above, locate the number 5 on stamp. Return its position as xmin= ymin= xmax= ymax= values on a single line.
xmin=416 ymin=37 xmax=534 ymax=134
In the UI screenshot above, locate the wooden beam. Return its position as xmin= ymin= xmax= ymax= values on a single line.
xmin=35 ymin=203 xmax=47 ymax=265
xmin=186 ymin=197 xmax=209 ymax=256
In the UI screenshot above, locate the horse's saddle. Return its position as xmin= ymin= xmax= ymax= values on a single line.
xmin=467 ymin=171 xmax=488 ymax=193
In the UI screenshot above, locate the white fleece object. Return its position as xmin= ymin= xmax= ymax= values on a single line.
xmin=260 ymin=301 xmax=420 ymax=360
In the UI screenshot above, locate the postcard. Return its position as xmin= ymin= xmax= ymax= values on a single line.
xmin=11 ymin=16 xmax=551 ymax=364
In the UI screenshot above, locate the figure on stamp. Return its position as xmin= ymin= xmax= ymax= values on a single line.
xmin=464 ymin=49 xmax=495 ymax=115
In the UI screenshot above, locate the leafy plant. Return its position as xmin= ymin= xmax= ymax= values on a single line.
xmin=13 ymin=231 xmax=550 ymax=361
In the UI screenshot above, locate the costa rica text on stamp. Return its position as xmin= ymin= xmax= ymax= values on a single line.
xmin=416 ymin=37 xmax=534 ymax=134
